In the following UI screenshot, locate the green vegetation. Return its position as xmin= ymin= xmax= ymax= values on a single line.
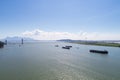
xmin=58 ymin=39 xmax=120 ymax=47
xmin=72 ymin=42 xmax=120 ymax=47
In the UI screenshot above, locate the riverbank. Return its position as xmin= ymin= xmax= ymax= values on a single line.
xmin=58 ymin=39 xmax=120 ymax=47
xmin=71 ymin=42 xmax=120 ymax=47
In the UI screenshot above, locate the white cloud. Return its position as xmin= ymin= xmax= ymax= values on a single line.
xmin=22 ymin=29 xmax=120 ymax=40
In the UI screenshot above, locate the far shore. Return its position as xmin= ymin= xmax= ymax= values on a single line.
xmin=71 ymin=42 xmax=120 ymax=47
xmin=58 ymin=39 xmax=120 ymax=47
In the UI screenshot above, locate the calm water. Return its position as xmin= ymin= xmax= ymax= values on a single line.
xmin=0 ymin=42 xmax=120 ymax=80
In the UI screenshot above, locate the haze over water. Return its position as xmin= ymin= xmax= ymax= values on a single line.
xmin=0 ymin=42 xmax=120 ymax=80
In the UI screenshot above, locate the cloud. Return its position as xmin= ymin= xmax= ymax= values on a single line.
xmin=22 ymin=29 xmax=120 ymax=40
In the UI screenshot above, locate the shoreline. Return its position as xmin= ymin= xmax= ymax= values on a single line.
xmin=70 ymin=42 xmax=120 ymax=47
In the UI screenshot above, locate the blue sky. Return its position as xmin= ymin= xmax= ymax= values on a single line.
xmin=0 ymin=0 xmax=120 ymax=40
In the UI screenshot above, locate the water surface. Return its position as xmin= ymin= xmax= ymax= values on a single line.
xmin=0 ymin=42 xmax=120 ymax=80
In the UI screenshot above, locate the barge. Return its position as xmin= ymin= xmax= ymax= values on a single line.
xmin=0 ymin=41 xmax=4 ymax=48
xmin=62 ymin=45 xmax=73 ymax=49
xmin=65 ymin=46 xmax=72 ymax=48
xmin=90 ymin=50 xmax=108 ymax=54
xmin=62 ymin=46 xmax=70 ymax=49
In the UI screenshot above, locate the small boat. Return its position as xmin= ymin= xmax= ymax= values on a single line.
xmin=0 ymin=41 xmax=4 ymax=48
xmin=65 ymin=46 xmax=72 ymax=48
xmin=55 ymin=45 xmax=59 ymax=47
xmin=62 ymin=46 xmax=70 ymax=49
xmin=90 ymin=50 xmax=108 ymax=54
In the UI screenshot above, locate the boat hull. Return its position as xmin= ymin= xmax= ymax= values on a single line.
xmin=62 ymin=47 xmax=70 ymax=49
xmin=90 ymin=50 xmax=108 ymax=54
xmin=0 ymin=41 xmax=4 ymax=48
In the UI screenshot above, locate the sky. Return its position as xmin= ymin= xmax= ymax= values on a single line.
xmin=0 ymin=0 xmax=120 ymax=40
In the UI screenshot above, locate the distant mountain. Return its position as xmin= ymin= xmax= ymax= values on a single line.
xmin=57 ymin=39 xmax=73 ymax=42
xmin=1 ymin=36 xmax=36 ymax=43
xmin=4 ymin=36 xmax=34 ymax=41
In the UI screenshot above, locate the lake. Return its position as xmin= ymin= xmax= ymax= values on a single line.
xmin=0 ymin=41 xmax=120 ymax=80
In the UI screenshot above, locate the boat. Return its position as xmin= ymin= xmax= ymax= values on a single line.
xmin=0 ymin=41 xmax=4 ymax=48
xmin=62 ymin=46 xmax=70 ymax=49
xmin=55 ymin=45 xmax=59 ymax=47
xmin=65 ymin=46 xmax=72 ymax=48
xmin=90 ymin=50 xmax=108 ymax=54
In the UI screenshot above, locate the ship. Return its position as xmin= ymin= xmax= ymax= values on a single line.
xmin=90 ymin=49 xmax=108 ymax=54
xmin=62 ymin=45 xmax=72 ymax=49
xmin=62 ymin=46 xmax=70 ymax=49
xmin=0 ymin=41 xmax=4 ymax=48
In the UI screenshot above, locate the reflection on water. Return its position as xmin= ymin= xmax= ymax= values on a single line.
xmin=0 ymin=42 xmax=120 ymax=80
